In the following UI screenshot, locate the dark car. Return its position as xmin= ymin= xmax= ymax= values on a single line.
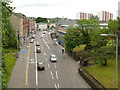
xmin=36 ymin=48 xmax=41 ymax=53
xmin=37 ymin=62 xmax=45 ymax=70
xmin=36 ymin=42 xmax=40 ymax=46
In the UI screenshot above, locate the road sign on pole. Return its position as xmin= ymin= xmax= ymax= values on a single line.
xmin=22 ymin=49 xmax=25 ymax=53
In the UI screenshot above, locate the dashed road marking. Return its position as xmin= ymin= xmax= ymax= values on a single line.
xmin=57 ymin=84 xmax=60 ymax=89
xmin=44 ymin=53 xmax=46 ymax=55
xmin=46 ymin=58 xmax=48 ymax=61
xmin=48 ymin=63 xmax=50 ymax=69
xmin=55 ymin=84 xmax=57 ymax=89
xmin=56 ymin=71 xmax=58 ymax=79
xmin=55 ymin=63 xmax=56 ymax=68
xmin=50 ymin=71 xmax=54 ymax=79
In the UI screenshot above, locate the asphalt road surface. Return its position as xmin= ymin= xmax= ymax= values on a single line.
xmin=8 ymin=30 xmax=91 ymax=89
xmin=27 ymin=31 xmax=91 ymax=89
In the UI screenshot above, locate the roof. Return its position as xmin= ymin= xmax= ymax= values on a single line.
xmin=51 ymin=54 xmax=56 ymax=56
xmin=56 ymin=19 xmax=77 ymax=26
xmin=38 ymin=62 xmax=44 ymax=65
xmin=14 ymin=13 xmax=23 ymax=18
xmin=58 ymin=30 xmax=66 ymax=34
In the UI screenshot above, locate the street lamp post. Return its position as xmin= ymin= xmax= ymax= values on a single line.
xmin=100 ymin=34 xmax=118 ymax=88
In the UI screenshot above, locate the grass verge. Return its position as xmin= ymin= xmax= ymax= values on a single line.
xmin=3 ymin=48 xmax=17 ymax=88
xmin=86 ymin=58 xmax=118 ymax=88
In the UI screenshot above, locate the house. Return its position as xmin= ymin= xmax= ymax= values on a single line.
xmin=56 ymin=18 xmax=77 ymax=47
xmin=27 ymin=17 xmax=35 ymax=35
xmin=38 ymin=23 xmax=47 ymax=30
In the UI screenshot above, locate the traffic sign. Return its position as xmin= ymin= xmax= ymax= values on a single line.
xmin=22 ymin=49 xmax=25 ymax=53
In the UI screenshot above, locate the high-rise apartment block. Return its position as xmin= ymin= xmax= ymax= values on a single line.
xmin=97 ymin=11 xmax=113 ymax=22
xmin=118 ymin=1 xmax=120 ymax=18
xmin=76 ymin=12 xmax=93 ymax=20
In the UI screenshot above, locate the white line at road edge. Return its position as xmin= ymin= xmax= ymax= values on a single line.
xmin=50 ymin=71 xmax=54 ymax=79
xmin=35 ymin=43 xmax=38 ymax=86
xmin=56 ymin=71 xmax=58 ymax=79
xmin=43 ymin=38 xmax=50 ymax=49
xmin=48 ymin=63 xmax=50 ymax=69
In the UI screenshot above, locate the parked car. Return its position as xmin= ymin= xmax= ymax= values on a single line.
xmin=50 ymin=54 xmax=57 ymax=62
xmin=37 ymin=62 xmax=45 ymax=70
xmin=30 ymin=39 xmax=34 ymax=43
xmin=36 ymin=42 xmax=40 ymax=46
xmin=36 ymin=48 xmax=41 ymax=53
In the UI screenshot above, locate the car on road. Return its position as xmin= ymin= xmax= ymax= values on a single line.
xmin=30 ymin=39 xmax=34 ymax=43
xmin=36 ymin=42 xmax=40 ymax=46
xmin=32 ymin=34 xmax=35 ymax=39
xmin=37 ymin=62 xmax=45 ymax=70
xmin=50 ymin=54 xmax=57 ymax=62
xmin=40 ymin=34 xmax=44 ymax=38
xmin=43 ymin=31 xmax=47 ymax=34
xmin=36 ymin=48 xmax=41 ymax=53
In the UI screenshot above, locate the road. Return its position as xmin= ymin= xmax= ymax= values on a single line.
xmin=8 ymin=30 xmax=91 ymax=89
xmin=27 ymin=31 xmax=91 ymax=89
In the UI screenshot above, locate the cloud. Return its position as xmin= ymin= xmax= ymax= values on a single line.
xmin=17 ymin=3 xmax=65 ymax=8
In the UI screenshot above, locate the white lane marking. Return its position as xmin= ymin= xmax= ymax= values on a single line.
xmin=55 ymin=63 xmax=56 ymax=68
xmin=56 ymin=71 xmax=58 ymax=79
xmin=55 ymin=84 xmax=57 ymax=89
xmin=35 ymin=44 xmax=38 ymax=86
xmin=44 ymin=53 xmax=46 ymax=55
xmin=50 ymin=71 xmax=54 ymax=79
xmin=41 ymin=44 xmax=43 ymax=49
xmin=46 ymin=58 xmax=48 ymax=61
xmin=43 ymin=38 xmax=50 ymax=49
xmin=57 ymin=84 xmax=60 ymax=89
xmin=48 ymin=63 xmax=50 ymax=69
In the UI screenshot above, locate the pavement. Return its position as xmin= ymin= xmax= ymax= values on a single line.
xmin=7 ymin=37 xmax=30 ymax=88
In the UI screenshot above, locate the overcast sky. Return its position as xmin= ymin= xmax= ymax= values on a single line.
xmin=10 ymin=0 xmax=120 ymax=19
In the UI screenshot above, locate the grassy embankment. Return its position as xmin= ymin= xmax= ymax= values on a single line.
xmin=87 ymin=57 xmax=119 ymax=88
xmin=3 ymin=49 xmax=17 ymax=87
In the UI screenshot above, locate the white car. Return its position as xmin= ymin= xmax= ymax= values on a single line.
xmin=43 ymin=31 xmax=47 ymax=34
xmin=50 ymin=54 xmax=57 ymax=62
xmin=40 ymin=34 xmax=44 ymax=38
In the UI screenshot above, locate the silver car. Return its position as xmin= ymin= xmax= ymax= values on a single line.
xmin=30 ymin=39 xmax=34 ymax=43
xmin=50 ymin=54 xmax=57 ymax=62
xmin=36 ymin=42 xmax=40 ymax=46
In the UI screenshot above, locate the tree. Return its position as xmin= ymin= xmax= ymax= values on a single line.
xmin=2 ymin=1 xmax=16 ymax=48
xmin=63 ymin=26 xmax=81 ymax=50
xmin=35 ymin=17 xmax=48 ymax=23
xmin=76 ymin=19 xmax=100 ymax=50
xmin=90 ymin=15 xmax=99 ymax=20
xmin=108 ymin=18 xmax=120 ymax=54
xmin=91 ymin=45 xmax=115 ymax=66
xmin=1 ymin=1 xmax=16 ymax=89
xmin=108 ymin=19 xmax=118 ymax=35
